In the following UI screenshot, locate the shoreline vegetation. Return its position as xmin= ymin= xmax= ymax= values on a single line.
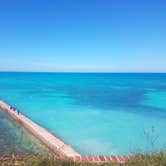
xmin=0 ymin=152 xmax=166 ymax=166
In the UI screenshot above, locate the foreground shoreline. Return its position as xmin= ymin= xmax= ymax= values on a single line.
xmin=0 ymin=100 xmax=128 ymax=163
xmin=0 ymin=152 xmax=166 ymax=165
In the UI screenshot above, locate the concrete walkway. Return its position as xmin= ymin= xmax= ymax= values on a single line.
xmin=0 ymin=100 xmax=129 ymax=163
xmin=0 ymin=100 xmax=80 ymax=157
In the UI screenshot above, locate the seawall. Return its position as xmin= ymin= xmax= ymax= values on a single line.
xmin=0 ymin=100 xmax=128 ymax=163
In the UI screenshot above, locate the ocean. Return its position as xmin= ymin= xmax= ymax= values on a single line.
xmin=0 ymin=72 xmax=166 ymax=155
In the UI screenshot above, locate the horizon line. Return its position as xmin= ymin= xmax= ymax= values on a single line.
xmin=0 ymin=70 xmax=166 ymax=74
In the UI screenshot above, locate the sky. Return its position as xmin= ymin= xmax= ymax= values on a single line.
xmin=0 ymin=0 xmax=166 ymax=72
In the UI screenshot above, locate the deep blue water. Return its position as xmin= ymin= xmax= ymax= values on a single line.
xmin=0 ymin=72 xmax=166 ymax=155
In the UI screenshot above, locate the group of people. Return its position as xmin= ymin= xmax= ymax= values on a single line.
xmin=10 ymin=106 xmax=20 ymax=115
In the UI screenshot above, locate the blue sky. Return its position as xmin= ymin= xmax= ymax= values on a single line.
xmin=0 ymin=0 xmax=166 ymax=72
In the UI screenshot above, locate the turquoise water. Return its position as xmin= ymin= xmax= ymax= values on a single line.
xmin=0 ymin=72 xmax=166 ymax=155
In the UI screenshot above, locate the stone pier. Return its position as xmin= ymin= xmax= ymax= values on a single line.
xmin=0 ymin=100 xmax=129 ymax=163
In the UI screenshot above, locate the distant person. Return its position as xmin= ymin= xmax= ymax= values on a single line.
xmin=13 ymin=107 xmax=16 ymax=112
xmin=10 ymin=106 xmax=15 ymax=112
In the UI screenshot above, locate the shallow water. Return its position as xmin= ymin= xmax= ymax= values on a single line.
xmin=0 ymin=109 xmax=51 ymax=155
xmin=0 ymin=72 xmax=166 ymax=155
